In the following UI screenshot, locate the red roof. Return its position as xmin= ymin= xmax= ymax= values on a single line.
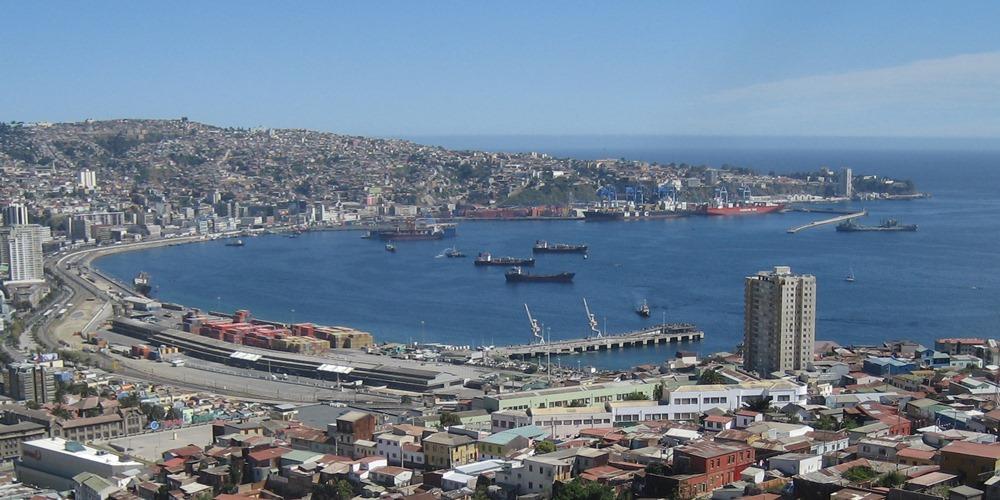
xmin=705 ymin=415 xmax=733 ymax=423
xmin=941 ymin=441 xmax=1000 ymax=459
xmin=897 ymin=447 xmax=936 ymax=460
xmin=247 ymin=447 xmax=292 ymax=462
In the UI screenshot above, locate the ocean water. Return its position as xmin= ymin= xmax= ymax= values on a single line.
xmin=96 ymin=146 xmax=1000 ymax=370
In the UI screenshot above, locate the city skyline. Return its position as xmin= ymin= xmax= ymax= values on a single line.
xmin=3 ymin=2 xmax=1000 ymax=138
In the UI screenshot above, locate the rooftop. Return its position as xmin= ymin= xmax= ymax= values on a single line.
xmin=24 ymin=437 xmax=143 ymax=467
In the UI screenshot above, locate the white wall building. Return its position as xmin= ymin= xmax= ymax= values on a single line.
xmin=1 ymin=224 xmax=47 ymax=284
xmin=609 ymin=380 xmax=808 ymax=423
xmin=78 ymin=169 xmax=97 ymax=190
xmin=15 ymin=438 xmax=143 ymax=491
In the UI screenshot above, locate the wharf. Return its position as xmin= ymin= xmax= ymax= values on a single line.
xmin=787 ymin=210 xmax=867 ymax=234
xmin=495 ymin=323 xmax=703 ymax=359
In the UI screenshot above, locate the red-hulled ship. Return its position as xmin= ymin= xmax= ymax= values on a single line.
xmin=703 ymin=202 xmax=784 ymax=216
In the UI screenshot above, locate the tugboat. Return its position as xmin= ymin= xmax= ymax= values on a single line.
xmin=636 ymin=299 xmax=651 ymax=318
xmin=532 ymin=240 xmax=588 ymax=254
xmin=505 ymin=267 xmax=575 ymax=283
xmin=474 ymin=253 xmax=535 ymax=266
xmin=225 ymin=238 xmax=245 ymax=247
xmin=385 ymin=243 xmax=396 ymax=253
xmin=133 ymin=272 xmax=152 ymax=296
xmin=444 ymin=247 xmax=466 ymax=258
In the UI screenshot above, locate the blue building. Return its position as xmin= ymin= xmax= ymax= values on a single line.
xmin=863 ymin=357 xmax=917 ymax=377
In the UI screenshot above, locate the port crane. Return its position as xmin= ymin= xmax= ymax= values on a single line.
xmin=582 ymin=298 xmax=602 ymax=338
xmin=524 ymin=304 xmax=544 ymax=344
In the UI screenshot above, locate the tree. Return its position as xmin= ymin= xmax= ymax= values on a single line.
xmin=25 ymin=400 xmax=41 ymax=410
xmin=652 ymin=383 xmax=664 ymax=401
xmin=876 ymin=470 xmax=906 ymax=488
xmin=552 ymin=478 xmax=615 ymax=500
xmin=439 ymin=412 xmax=462 ymax=427
xmin=534 ymin=440 xmax=557 ymax=454
xmin=166 ymin=407 xmax=184 ymax=421
xmin=311 ymin=479 xmax=354 ymax=500
xmin=745 ymin=397 xmax=772 ymax=412
xmin=118 ymin=393 xmax=139 ymax=408
xmin=51 ymin=406 xmax=73 ymax=420
xmin=842 ymin=465 xmax=879 ymax=483
xmin=141 ymin=403 xmax=166 ymax=422
xmin=699 ymin=368 xmax=725 ymax=385
xmin=471 ymin=479 xmax=491 ymax=500
xmin=623 ymin=391 xmax=649 ymax=401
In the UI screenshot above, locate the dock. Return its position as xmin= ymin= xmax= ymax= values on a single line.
xmin=495 ymin=323 xmax=704 ymax=359
xmin=787 ymin=210 xmax=867 ymax=234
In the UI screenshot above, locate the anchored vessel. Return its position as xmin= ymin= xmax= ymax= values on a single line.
xmin=443 ymin=247 xmax=466 ymax=258
xmin=225 ymin=238 xmax=245 ymax=247
xmin=702 ymin=202 xmax=784 ymax=216
xmin=367 ymin=220 xmax=457 ymax=241
xmin=505 ymin=267 xmax=574 ymax=283
xmin=133 ymin=272 xmax=152 ymax=296
xmin=474 ymin=253 xmax=535 ymax=267
xmin=636 ymin=300 xmax=650 ymax=318
xmin=836 ymin=218 xmax=917 ymax=232
xmin=385 ymin=243 xmax=396 ymax=252
xmin=533 ymin=240 xmax=588 ymax=254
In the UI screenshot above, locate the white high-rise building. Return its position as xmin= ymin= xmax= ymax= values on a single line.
xmin=2 ymin=204 xmax=29 ymax=226
xmin=0 ymin=224 xmax=47 ymax=284
xmin=78 ymin=169 xmax=97 ymax=190
xmin=839 ymin=168 xmax=853 ymax=198
xmin=743 ymin=266 xmax=816 ymax=377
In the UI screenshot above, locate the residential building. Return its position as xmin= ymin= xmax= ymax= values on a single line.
xmin=0 ymin=421 xmax=47 ymax=461
xmin=863 ymin=357 xmax=917 ymax=377
xmin=477 ymin=426 xmax=547 ymax=460
xmin=668 ymin=441 xmax=755 ymax=499
xmin=422 ymin=432 xmax=477 ymax=470
xmin=940 ymin=441 xmax=1000 ymax=486
xmin=529 ymin=405 xmax=612 ymax=439
xmin=495 ymin=447 xmax=609 ymax=498
xmin=4 ymin=361 xmax=58 ymax=404
xmin=611 ymin=380 xmax=808 ymax=423
xmin=2 ymin=204 xmax=29 ymax=226
xmin=0 ymin=224 xmax=47 ymax=284
xmin=839 ymin=168 xmax=853 ymax=198
xmin=768 ymin=453 xmax=822 ymax=476
xmin=330 ymin=411 xmax=375 ymax=457
xmin=491 ymin=409 xmax=531 ymax=432
xmin=743 ymin=266 xmax=816 ymax=376
xmin=73 ymin=471 xmax=119 ymax=500
xmin=78 ymin=169 xmax=97 ymax=190
xmin=14 ymin=438 xmax=143 ymax=491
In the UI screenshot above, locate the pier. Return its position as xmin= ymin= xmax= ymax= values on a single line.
xmin=787 ymin=210 xmax=867 ymax=234
xmin=495 ymin=323 xmax=704 ymax=359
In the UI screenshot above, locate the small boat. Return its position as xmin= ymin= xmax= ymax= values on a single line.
xmin=474 ymin=253 xmax=535 ymax=266
xmin=385 ymin=243 xmax=396 ymax=253
xmin=636 ymin=300 xmax=650 ymax=318
xmin=444 ymin=247 xmax=466 ymax=258
xmin=225 ymin=239 xmax=245 ymax=247
xmin=505 ymin=267 xmax=574 ymax=283
xmin=533 ymin=240 xmax=588 ymax=254
xmin=845 ymin=267 xmax=856 ymax=283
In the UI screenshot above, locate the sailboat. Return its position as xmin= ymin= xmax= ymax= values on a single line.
xmin=845 ymin=267 xmax=856 ymax=283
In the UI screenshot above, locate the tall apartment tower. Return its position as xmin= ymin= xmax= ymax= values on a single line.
xmin=78 ymin=169 xmax=97 ymax=190
xmin=839 ymin=167 xmax=853 ymax=198
xmin=2 ymin=204 xmax=29 ymax=226
xmin=0 ymin=224 xmax=47 ymax=284
xmin=743 ymin=266 xmax=816 ymax=377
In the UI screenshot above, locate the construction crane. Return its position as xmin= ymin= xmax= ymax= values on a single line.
xmin=583 ymin=298 xmax=602 ymax=338
xmin=524 ymin=304 xmax=544 ymax=344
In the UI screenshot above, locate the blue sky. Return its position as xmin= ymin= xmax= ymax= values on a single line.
xmin=3 ymin=2 xmax=1000 ymax=137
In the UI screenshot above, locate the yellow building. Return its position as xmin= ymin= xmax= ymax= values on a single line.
xmin=940 ymin=441 xmax=1000 ymax=486
xmin=422 ymin=432 xmax=477 ymax=470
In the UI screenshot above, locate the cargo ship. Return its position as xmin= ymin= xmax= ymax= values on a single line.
xmin=836 ymin=218 xmax=917 ymax=232
xmin=533 ymin=240 xmax=588 ymax=254
xmin=367 ymin=220 xmax=457 ymax=241
xmin=702 ymin=202 xmax=784 ymax=216
xmin=133 ymin=272 xmax=152 ymax=296
xmin=505 ymin=267 xmax=575 ymax=283
xmin=582 ymin=207 xmax=684 ymax=221
xmin=475 ymin=252 xmax=535 ymax=266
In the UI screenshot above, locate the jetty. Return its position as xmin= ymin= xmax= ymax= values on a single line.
xmin=787 ymin=210 xmax=867 ymax=234
xmin=495 ymin=323 xmax=704 ymax=359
